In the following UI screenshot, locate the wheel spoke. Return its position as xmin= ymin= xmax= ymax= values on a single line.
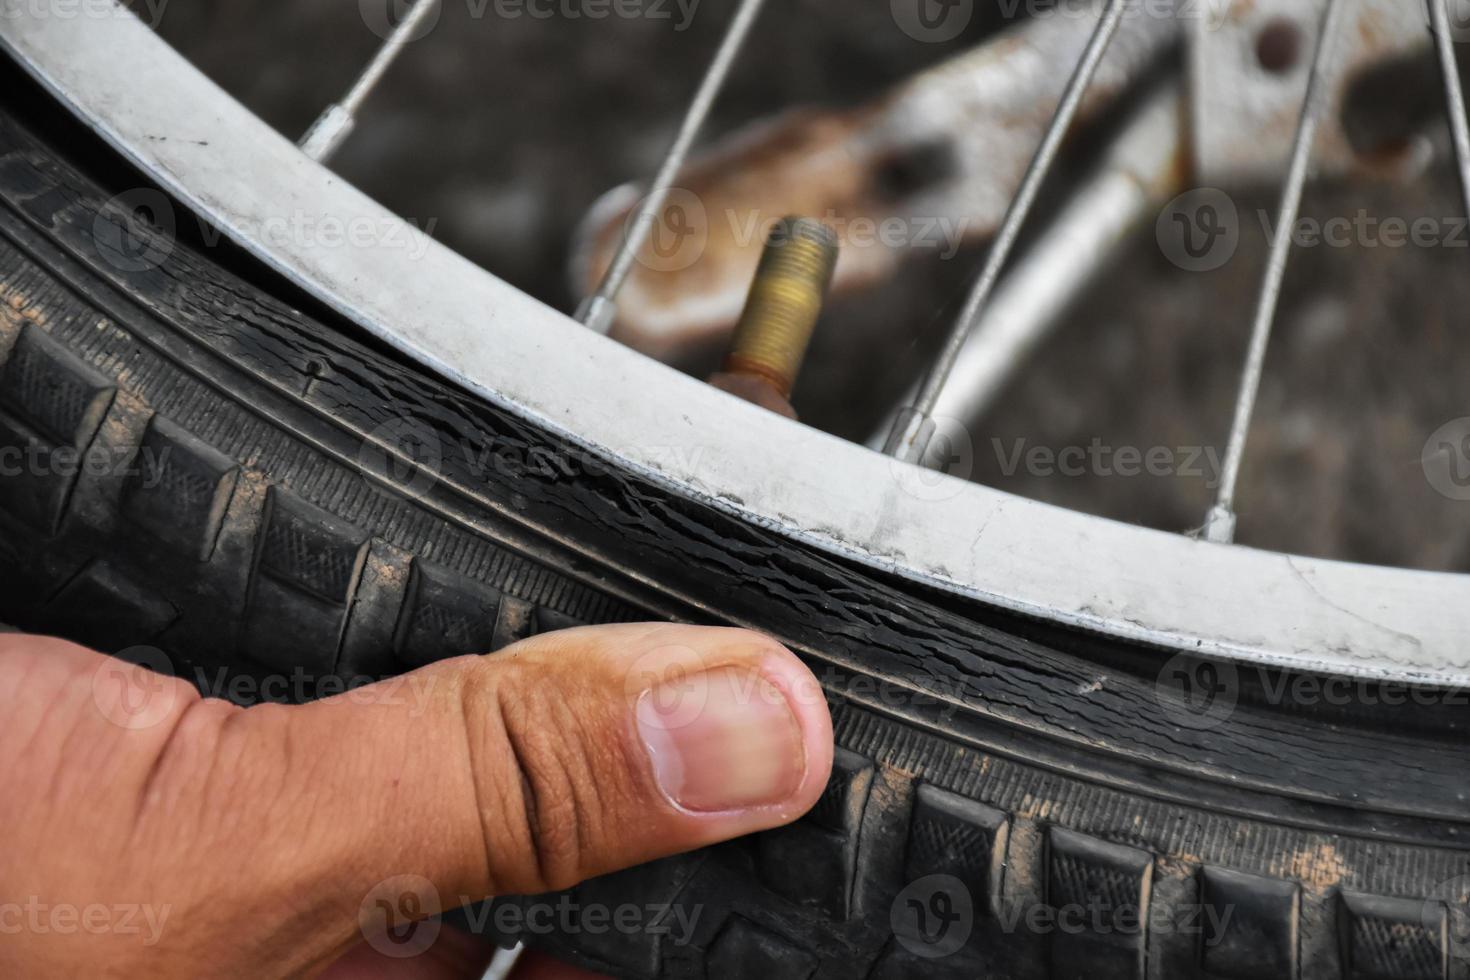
xmin=882 ymin=0 xmax=1131 ymax=464
xmin=867 ymin=83 xmax=1184 ymax=458
xmin=576 ymin=0 xmax=769 ymax=334
xmin=1429 ymin=0 xmax=1470 ymax=219
xmin=481 ymin=943 xmax=524 ymax=980
xmin=299 ymin=0 xmax=440 ymax=163
xmin=1201 ymin=0 xmax=1351 ymax=544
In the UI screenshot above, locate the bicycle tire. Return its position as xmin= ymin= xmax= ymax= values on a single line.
xmin=1 ymin=89 xmax=1467 ymax=980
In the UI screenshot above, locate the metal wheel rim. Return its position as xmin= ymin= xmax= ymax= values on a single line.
xmin=4 ymin=2 xmax=1467 ymax=684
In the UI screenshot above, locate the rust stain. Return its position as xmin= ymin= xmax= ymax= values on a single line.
xmin=1014 ymin=793 xmax=1057 ymax=821
xmin=574 ymin=6 xmax=1164 ymax=362
xmin=1277 ymin=842 xmax=1350 ymax=892
xmin=578 ymin=105 xmax=881 ymax=363
xmin=1156 ymin=852 xmax=1204 ymax=877
xmin=372 ymin=556 xmax=412 ymax=590
xmin=874 ymin=765 xmax=915 ymax=803
xmin=0 ymin=282 xmax=50 ymax=329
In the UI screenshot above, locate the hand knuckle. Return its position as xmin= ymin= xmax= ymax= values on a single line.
xmin=469 ymin=664 xmax=616 ymax=894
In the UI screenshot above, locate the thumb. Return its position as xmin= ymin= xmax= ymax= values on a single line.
xmin=266 ymin=622 xmax=834 ymax=897
xmin=9 ymin=624 xmax=832 ymax=975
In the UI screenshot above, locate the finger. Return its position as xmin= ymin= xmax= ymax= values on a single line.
xmin=6 ymin=624 xmax=831 ymax=975
xmin=271 ymin=623 xmax=832 ymax=894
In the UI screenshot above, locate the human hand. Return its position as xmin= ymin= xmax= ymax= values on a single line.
xmin=0 ymin=623 xmax=833 ymax=978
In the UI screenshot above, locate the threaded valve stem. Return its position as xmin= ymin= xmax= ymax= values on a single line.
xmin=722 ymin=217 xmax=840 ymax=399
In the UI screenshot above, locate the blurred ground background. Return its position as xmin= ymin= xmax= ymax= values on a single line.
xmin=153 ymin=0 xmax=1469 ymax=571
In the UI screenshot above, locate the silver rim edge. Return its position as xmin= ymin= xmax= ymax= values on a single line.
xmin=4 ymin=3 xmax=1468 ymax=684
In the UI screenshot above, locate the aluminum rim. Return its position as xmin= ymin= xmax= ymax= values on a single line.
xmin=3 ymin=2 xmax=1467 ymax=684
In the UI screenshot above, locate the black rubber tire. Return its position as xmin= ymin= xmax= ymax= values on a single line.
xmin=1 ymin=85 xmax=1468 ymax=980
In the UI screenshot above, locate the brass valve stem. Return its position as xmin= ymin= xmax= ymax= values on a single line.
xmin=712 ymin=217 xmax=839 ymax=416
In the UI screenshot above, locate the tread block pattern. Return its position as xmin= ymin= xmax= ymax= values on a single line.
xmin=121 ymin=414 xmax=239 ymax=561
xmin=42 ymin=559 xmax=177 ymax=652
xmin=756 ymin=747 xmax=874 ymax=919
xmin=1200 ymin=866 xmax=1301 ymax=980
xmin=867 ymin=943 xmax=936 ymax=980
xmin=0 ymin=325 xmax=114 ymax=533
xmin=867 ymin=942 xmax=992 ymax=980
xmin=245 ymin=488 xmax=368 ymax=674
xmin=904 ymin=783 xmax=1010 ymax=918
xmin=705 ymin=917 xmax=816 ymax=980
xmin=492 ymin=595 xmax=537 ymax=650
xmin=565 ymin=855 xmax=702 ymax=977
xmin=394 ymin=560 xmax=505 ymax=666
xmin=0 ymin=414 xmax=68 ymax=531
xmin=0 ymin=324 xmax=114 ymax=448
xmin=10 ymin=102 xmax=1470 ymax=980
xmin=535 ymin=607 xmax=583 ymax=634
xmin=1339 ymin=891 xmax=1447 ymax=980
xmin=1045 ymin=827 xmax=1153 ymax=980
xmin=806 ymin=746 xmax=877 ymax=834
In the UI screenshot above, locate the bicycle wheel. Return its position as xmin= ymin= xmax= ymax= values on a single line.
xmin=1 ymin=4 xmax=1468 ymax=979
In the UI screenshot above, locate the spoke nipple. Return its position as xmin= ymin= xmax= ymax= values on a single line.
xmin=883 ymin=406 xmax=937 ymax=463
xmin=709 ymin=216 xmax=839 ymax=417
xmin=1200 ymin=504 xmax=1237 ymax=544
xmin=575 ymin=294 xmax=617 ymax=334
xmin=299 ymin=104 xmax=355 ymax=163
